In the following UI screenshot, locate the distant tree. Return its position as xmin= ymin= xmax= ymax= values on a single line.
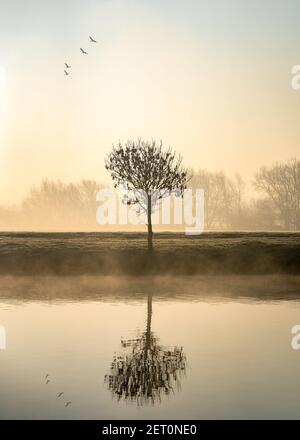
xmin=189 ymin=170 xmax=234 ymax=229
xmin=0 ymin=205 xmax=20 ymax=229
xmin=254 ymin=158 xmax=300 ymax=230
xmin=105 ymin=139 xmax=189 ymax=251
xmin=77 ymin=179 xmax=106 ymax=225
xmin=189 ymin=170 xmax=252 ymax=230
xmin=246 ymin=198 xmax=279 ymax=230
xmin=22 ymin=179 xmax=105 ymax=228
xmin=224 ymin=173 xmax=248 ymax=229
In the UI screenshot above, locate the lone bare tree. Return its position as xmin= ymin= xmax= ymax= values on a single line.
xmin=105 ymin=139 xmax=189 ymax=251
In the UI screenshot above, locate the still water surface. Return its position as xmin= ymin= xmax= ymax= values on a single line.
xmin=0 ymin=275 xmax=300 ymax=419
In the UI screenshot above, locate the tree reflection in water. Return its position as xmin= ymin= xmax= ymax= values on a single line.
xmin=105 ymin=293 xmax=187 ymax=405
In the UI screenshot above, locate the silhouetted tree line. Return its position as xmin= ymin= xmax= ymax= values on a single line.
xmin=0 ymin=179 xmax=106 ymax=230
xmin=0 ymin=158 xmax=299 ymax=231
xmin=190 ymin=158 xmax=300 ymax=231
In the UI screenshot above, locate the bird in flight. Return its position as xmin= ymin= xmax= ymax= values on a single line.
xmin=65 ymin=401 xmax=72 ymax=407
xmin=89 ymin=36 xmax=97 ymax=43
xmin=64 ymin=70 xmax=70 ymax=76
xmin=45 ymin=374 xmax=49 ymax=379
xmin=64 ymin=63 xmax=71 ymax=69
xmin=46 ymin=379 xmax=50 ymax=385
xmin=57 ymin=392 xmax=64 ymax=398
xmin=80 ymin=48 xmax=88 ymax=54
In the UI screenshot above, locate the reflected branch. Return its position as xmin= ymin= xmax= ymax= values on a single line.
xmin=105 ymin=293 xmax=187 ymax=405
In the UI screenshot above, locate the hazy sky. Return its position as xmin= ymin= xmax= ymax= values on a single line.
xmin=1 ymin=0 xmax=300 ymax=203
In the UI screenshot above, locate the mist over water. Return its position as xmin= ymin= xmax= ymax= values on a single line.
xmin=1 ymin=274 xmax=300 ymax=419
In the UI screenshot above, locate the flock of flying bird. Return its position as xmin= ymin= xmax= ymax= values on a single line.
xmin=64 ymin=35 xmax=97 ymax=76
xmin=45 ymin=373 xmax=72 ymax=408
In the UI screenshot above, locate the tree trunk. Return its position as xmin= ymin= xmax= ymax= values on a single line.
xmin=147 ymin=194 xmax=153 ymax=252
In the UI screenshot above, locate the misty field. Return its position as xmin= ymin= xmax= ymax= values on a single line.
xmin=0 ymin=231 xmax=299 ymax=275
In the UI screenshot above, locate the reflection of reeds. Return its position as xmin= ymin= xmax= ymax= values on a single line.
xmin=105 ymin=292 xmax=187 ymax=405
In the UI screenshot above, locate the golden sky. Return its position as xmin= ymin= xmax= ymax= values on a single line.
xmin=1 ymin=0 xmax=300 ymax=203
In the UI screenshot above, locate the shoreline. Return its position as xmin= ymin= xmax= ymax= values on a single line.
xmin=0 ymin=231 xmax=299 ymax=276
